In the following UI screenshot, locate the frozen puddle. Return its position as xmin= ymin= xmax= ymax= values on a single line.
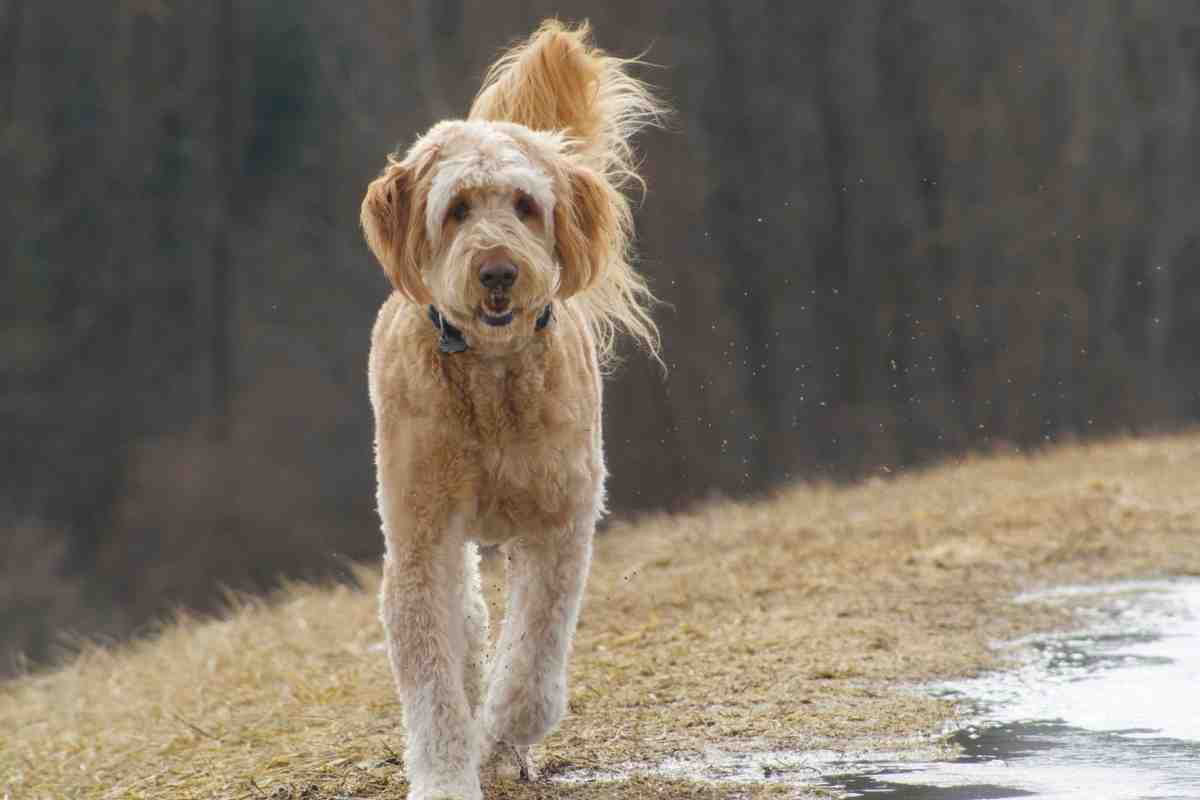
xmin=840 ymin=578 xmax=1200 ymax=800
xmin=557 ymin=579 xmax=1200 ymax=798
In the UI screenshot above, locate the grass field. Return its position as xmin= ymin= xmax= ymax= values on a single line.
xmin=4 ymin=434 xmax=1199 ymax=799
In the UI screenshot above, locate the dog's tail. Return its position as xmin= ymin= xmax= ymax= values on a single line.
xmin=468 ymin=20 xmax=665 ymax=189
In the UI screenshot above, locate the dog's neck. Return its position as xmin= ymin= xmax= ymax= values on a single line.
xmin=428 ymin=305 xmax=553 ymax=355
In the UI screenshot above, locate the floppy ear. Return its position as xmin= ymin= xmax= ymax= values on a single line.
xmin=360 ymin=156 xmax=433 ymax=304
xmin=554 ymin=164 xmax=625 ymax=298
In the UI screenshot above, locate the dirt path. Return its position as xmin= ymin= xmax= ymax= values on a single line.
xmin=3 ymin=435 xmax=1199 ymax=799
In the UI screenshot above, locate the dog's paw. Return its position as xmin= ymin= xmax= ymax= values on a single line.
xmin=514 ymin=744 xmax=539 ymax=782
xmin=484 ymin=742 xmax=539 ymax=782
xmin=406 ymin=776 xmax=483 ymax=800
xmin=483 ymin=677 xmax=567 ymax=747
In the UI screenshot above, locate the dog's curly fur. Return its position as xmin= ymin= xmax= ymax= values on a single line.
xmin=360 ymin=21 xmax=665 ymax=800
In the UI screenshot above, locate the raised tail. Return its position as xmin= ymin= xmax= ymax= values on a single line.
xmin=468 ymin=20 xmax=666 ymax=188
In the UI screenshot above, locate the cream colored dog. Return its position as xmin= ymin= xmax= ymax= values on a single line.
xmin=360 ymin=22 xmax=663 ymax=800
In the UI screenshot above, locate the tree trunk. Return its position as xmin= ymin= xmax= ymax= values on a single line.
xmin=210 ymin=0 xmax=237 ymax=440
xmin=0 ymin=0 xmax=27 ymax=121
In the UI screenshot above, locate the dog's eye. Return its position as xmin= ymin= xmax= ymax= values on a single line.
xmin=514 ymin=194 xmax=538 ymax=220
xmin=447 ymin=200 xmax=470 ymax=223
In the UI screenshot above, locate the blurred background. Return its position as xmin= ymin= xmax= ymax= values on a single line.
xmin=3 ymin=1 xmax=1200 ymax=676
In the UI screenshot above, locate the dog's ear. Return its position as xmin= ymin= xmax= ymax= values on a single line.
xmin=361 ymin=155 xmax=434 ymax=304
xmin=554 ymin=164 xmax=625 ymax=298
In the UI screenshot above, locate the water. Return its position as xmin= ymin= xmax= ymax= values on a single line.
xmin=556 ymin=579 xmax=1200 ymax=799
xmin=826 ymin=720 xmax=1200 ymax=799
xmin=822 ymin=579 xmax=1200 ymax=799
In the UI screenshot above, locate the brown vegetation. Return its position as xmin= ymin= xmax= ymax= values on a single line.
xmin=3 ymin=434 xmax=1198 ymax=799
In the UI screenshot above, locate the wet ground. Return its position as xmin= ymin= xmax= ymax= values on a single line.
xmin=833 ymin=579 xmax=1200 ymax=800
xmin=558 ymin=579 xmax=1200 ymax=799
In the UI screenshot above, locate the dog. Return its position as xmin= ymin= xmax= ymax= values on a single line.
xmin=359 ymin=21 xmax=664 ymax=800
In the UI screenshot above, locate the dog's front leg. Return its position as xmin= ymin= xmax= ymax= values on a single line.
xmin=380 ymin=511 xmax=481 ymax=800
xmin=482 ymin=517 xmax=594 ymax=764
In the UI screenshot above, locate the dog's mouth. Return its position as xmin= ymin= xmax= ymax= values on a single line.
xmin=479 ymin=293 xmax=515 ymax=328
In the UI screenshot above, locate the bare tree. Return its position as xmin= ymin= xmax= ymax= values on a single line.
xmin=210 ymin=0 xmax=238 ymax=441
xmin=0 ymin=0 xmax=26 ymax=121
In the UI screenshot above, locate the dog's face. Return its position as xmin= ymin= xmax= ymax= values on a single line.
xmin=362 ymin=120 xmax=623 ymax=349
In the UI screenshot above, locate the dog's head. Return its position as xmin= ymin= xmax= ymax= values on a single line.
xmin=361 ymin=119 xmax=624 ymax=349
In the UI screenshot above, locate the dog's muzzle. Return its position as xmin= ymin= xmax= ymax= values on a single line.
xmin=478 ymin=260 xmax=517 ymax=326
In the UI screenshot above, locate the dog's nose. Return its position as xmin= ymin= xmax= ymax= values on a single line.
xmin=479 ymin=261 xmax=518 ymax=290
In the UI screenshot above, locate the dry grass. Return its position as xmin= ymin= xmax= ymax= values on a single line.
xmin=4 ymin=433 xmax=1200 ymax=799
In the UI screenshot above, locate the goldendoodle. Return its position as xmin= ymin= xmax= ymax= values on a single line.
xmin=359 ymin=21 xmax=664 ymax=800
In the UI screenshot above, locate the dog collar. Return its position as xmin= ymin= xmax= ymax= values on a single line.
xmin=428 ymin=304 xmax=553 ymax=354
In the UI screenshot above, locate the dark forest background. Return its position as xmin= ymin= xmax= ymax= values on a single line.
xmin=4 ymin=0 xmax=1200 ymax=675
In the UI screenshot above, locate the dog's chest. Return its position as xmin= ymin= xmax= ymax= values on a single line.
xmin=474 ymin=441 xmax=595 ymax=539
xmin=445 ymin=359 xmax=561 ymax=439
xmin=446 ymin=360 xmax=599 ymax=534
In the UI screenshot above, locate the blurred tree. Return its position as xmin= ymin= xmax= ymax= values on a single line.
xmin=210 ymin=0 xmax=238 ymax=440
xmin=0 ymin=0 xmax=26 ymax=122
xmin=4 ymin=0 xmax=1200 ymax=674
